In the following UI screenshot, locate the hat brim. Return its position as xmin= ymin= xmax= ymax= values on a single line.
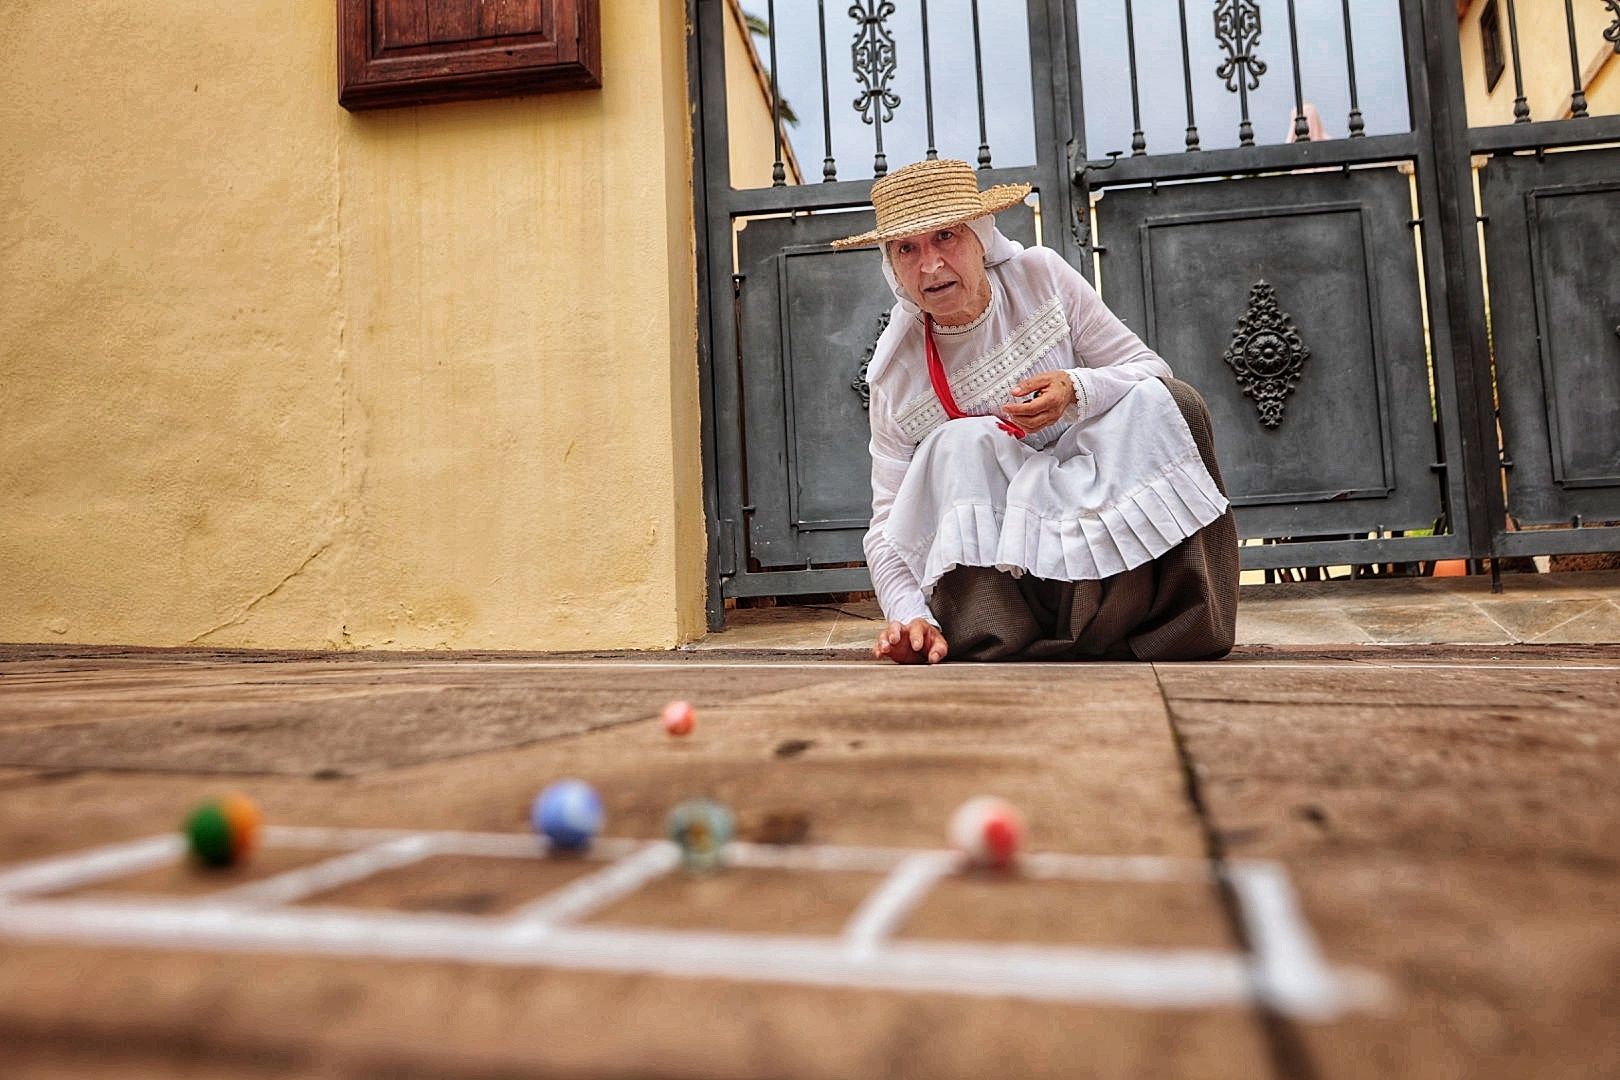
xmin=828 ymin=183 xmax=1034 ymax=249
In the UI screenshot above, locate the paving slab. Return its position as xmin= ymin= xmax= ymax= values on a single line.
xmin=1156 ymin=656 xmax=1620 ymax=1079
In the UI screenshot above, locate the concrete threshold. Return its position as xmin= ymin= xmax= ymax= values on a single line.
xmin=699 ymin=569 xmax=1620 ymax=651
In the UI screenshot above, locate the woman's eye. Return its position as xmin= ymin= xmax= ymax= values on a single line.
xmin=937 ymin=230 xmax=954 ymax=242
xmin=897 ymin=243 xmax=913 ymax=254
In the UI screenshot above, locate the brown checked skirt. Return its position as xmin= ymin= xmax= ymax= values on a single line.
xmin=928 ymin=378 xmax=1239 ymax=662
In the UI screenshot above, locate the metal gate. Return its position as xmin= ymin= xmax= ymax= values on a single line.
xmin=688 ymin=0 xmax=1620 ymax=629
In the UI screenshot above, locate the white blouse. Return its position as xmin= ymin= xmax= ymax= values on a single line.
xmin=863 ymin=244 xmax=1221 ymax=627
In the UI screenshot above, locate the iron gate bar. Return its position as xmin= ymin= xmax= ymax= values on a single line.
xmin=1495 ymin=527 xmax=1620 ymax=558
xmin=970 ymin=0 xmax=991 ymax=168
xmin=919 ymin=0 xmax=938 ymax=160
xmin=1240 ymin=535 xmax=1463 ymax=572
xmin=1287 ymin=0 xmax=1309 ymax=142
xmin=688 ymin=0 xmax=728 ymax=626
xmin=1177 ymin=0 xmax=1201 ymax=151
xmin=717 ymin=168 xmax=1044 ymax=217
xmin=1342 ymin=0 xmax=1365 ymax=137
xmin=1469 ymin=113 xmax=1620 ymax=151
xmin=1420 ymin=0 xmax=1509 ymax=571
xmin=818 ymin=0 xmax=835 ymax=182
xmin=1124 ymin=0 xmax=1146 ymax=155
xmin=1077 ymin=133 xmax=1422 ymax=186
xmin=768 ymin=0 xmax=785 ymax=186
xmin=1565 ymin=0 xmax=1590 ymax=118
xmin=1504 ymin=0 xmax=1531 ymax=122
xmin=724 ymin=567 xmax=875 ymax=599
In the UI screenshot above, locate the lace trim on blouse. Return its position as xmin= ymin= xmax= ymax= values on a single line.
xmin=892 ymin=294 xmax=1069 ymax=445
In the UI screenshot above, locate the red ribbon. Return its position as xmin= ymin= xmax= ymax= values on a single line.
xmin=924 ymin=315 xmax=1026 ymax=439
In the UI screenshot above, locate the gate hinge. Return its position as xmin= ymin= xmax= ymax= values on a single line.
xmin=1429 ymin=461 xmax=1446 ymax=472
xmin=731 ymin=273 xmax=745 ymax=298
xmin=1407 ymin=216 xmax=1423 ymax=229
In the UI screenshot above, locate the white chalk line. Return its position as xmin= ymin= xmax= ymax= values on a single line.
xmin=1225 ymin=860 xmax=1387 ymax=1018
xmin=210 ymin=835 xmax=438 ymax=907
xmin=843 ymin=851 xmax=959 ymax=958
xmin=257 ymin=832 xmax=1217 ymax=882
xmin=506 ymin=842 xmax=680 ymax=928
xmin=0 ymin=897 xmax=1257 ymax=1010
xmin=262 ymin=825 xmax=646 ymax=862
xmin=0 ymin=827 xmax=1382 ymax=1018
xmin=0 ymin=834 xmax=185 ymax=899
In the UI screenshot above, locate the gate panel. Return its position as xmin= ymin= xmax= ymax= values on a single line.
xmin=1097 ymin=168 xmax=1442 ymax=539
xmin=1481 ymin=151 xmax=1620 ymax=526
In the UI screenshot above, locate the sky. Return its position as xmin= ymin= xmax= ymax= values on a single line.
xmin=739 ymin=0 xmax=1411 ymax=182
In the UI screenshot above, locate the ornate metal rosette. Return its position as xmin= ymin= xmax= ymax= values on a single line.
xmin=1604 ymin=0 xmax=1620 ymax=51
xmin=1214 ymin=0 xmax=1267 ymax=92
xmin=850 ymin=1 xmax=900 ymax=127
xmin=851 ymin=310 xmax=891 ymax=409
xmin=1222 ymin=281 xmax=1310 ymax=429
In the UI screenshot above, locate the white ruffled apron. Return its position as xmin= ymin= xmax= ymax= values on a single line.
xmin=883 ymin=378 xmax=1229 ymax=599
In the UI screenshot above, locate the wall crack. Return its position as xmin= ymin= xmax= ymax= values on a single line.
xmin=186 ymin=540 xmax=335 ymax=645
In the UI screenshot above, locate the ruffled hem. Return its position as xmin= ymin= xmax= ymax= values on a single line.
xmin=897 ymin=450 xmax=1230 ymax=597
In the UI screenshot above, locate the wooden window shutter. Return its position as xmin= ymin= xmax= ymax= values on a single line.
xmin=338 ymin=0 xmax=601 ymax=110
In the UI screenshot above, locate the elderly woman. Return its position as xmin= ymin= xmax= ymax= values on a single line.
xmin=833 ymin=159 xmax=1238 ymax=664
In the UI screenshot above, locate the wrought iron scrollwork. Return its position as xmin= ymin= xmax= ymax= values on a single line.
xmin=1214 ymin=0 xmax=1265 ymax=145
xmin=1214 ymin=0 xmax=1267 ymax=92
xmin=850 ymin=1 xmax=900 ymax=174
xmin=1222 ymin=282 xmax=1310 ymax=429
xmin=1604 ymin=0 xmax=1620 ymax=51
xmin=852 ymin=310 xmax=891 ymax=409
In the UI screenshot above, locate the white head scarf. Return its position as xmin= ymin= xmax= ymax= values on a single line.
xmin=864 ymin=214 xmax=1028 ymax=389
xmin=879 ymin=214 xmax=1026 ymax=317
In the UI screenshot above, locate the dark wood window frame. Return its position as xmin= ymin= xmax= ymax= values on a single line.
xmin=1480 ymin=0 xmax=1505 ymax=94
xmin=338 ymin=0 xmax=601 ymax=111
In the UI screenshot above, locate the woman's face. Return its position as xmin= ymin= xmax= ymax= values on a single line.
xmin=888 ymin=225 xmax=990 ymax=325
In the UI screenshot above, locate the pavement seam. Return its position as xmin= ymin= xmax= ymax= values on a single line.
xmin=1465 ymin=600 xmax=1525 ymax=644
xmin=1151 ymin=663 xmax=1323 ymax=1080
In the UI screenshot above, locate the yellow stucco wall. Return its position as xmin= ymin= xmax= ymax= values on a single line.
xmin=0 ymin=0 xmax=705 ymax=650
xmin=1459 ymin=0 xmax=1620 ymax=124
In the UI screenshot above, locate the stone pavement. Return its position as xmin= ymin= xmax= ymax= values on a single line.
xmin=0 ymin=586 xmax=1617 ymax=1078
xmin=700 ymin=569 xmax=1620 ymax=651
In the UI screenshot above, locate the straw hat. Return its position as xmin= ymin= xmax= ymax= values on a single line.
xmin=830 ymin=158 xmax=1032 ymax=249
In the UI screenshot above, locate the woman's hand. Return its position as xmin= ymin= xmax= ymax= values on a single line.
xmin=874 ymin=618 xmax=949 ymax=665
xmin=1003 ymin=371 xmax=1076 ymax=434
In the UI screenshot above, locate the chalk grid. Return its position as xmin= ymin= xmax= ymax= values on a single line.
xmin=0 ymin=826 xmax=1383 ymax=1018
